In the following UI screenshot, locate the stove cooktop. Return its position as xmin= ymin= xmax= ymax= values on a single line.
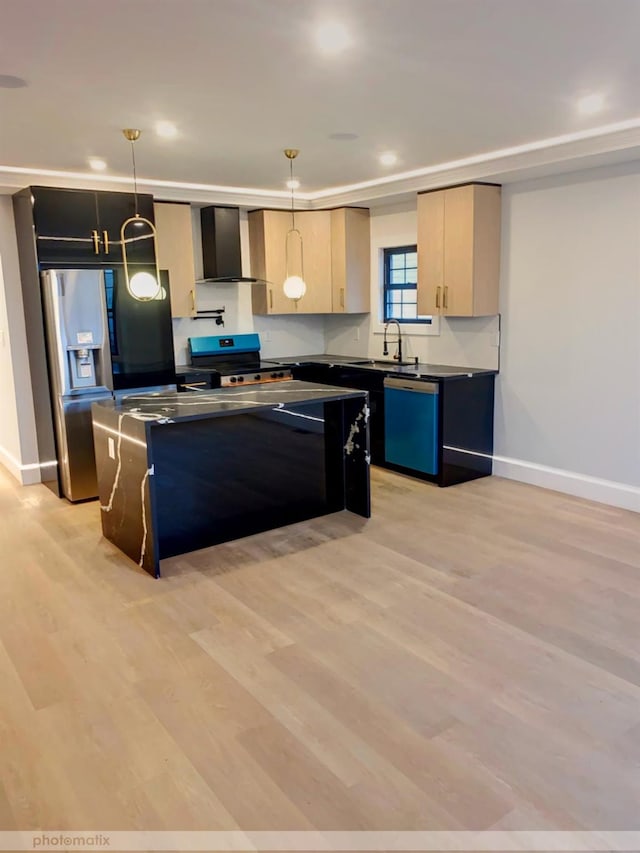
xmin=176 ymin=361 xmax=293 ymax=389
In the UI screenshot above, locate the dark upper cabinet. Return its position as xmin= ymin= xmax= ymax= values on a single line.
xmin=28 ymin=186 xmax=155 ymax=266
xmin=31 ymin=187 xmax=102 ymax=264
xmin=97 ymin=192 xmax=155 ymax=265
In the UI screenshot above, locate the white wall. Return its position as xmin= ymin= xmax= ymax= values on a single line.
xmin=171 ymin=208 xmax=325 ymax=365
xmin=324 ymin=203 xmax=500 ymax=369
xmin=495 ymin=162 xmax=640 ymax=510
xmin=0 ymin=197 xmax=39 ymax=484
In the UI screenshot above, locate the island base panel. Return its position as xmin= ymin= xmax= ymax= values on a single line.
xmin=92 ymin=409 xmax=159 ymax=577
xmin=151 ymin=404 xmax=349 ymax=561
xmin=325 ymin=396 xmax=371 ymax=519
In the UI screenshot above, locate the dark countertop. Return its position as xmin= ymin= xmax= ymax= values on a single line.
xmin=264 ymin=354 xmax=497 ymax=380
xmin=264 ymin=354 xmax=373 ymax=366
xmin=93 ymin=381 xmax=367 ymax=424
xmin=352 ymin=361 xmax=497 ymax=379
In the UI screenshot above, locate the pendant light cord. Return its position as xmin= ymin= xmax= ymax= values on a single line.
xmin=290 ymin=158 xmax=296 ymax=231
xmin=130 ymin=140 xmax=139 ymax=216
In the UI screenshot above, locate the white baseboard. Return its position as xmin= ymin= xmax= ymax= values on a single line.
xmin=0 ymin=445 xmax=46 ymax=486
xmin=493 ymin=454 xmax=640 ymax=513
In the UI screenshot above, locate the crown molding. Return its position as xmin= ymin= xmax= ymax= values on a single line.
xmin=306 ymin=118 xmax=640 ymax=207
xmin=1 ymin=118 xmax=639 ymax=208
xmin=0 ymin=167 xmax=308 ymax=209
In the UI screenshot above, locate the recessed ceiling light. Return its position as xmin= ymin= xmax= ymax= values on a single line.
xmin=88 ymin=157 xmax=107 ymax=171
xmin=0 ymin=74 xmax=27 ymax=89
xmin=315 ymin=21 xmax=351 ymax=54
xmin=577 ymin=93 xmax=605 ymax=115
xmin=379 ymin=151 xmax=398 ymax=167
xmin=286 ymin=178 xmax=300 ymax=190
xmin=329 ymin=132 xmax=359 ymax=141
xmin=155 ymin=120 xmax=178 ymax=139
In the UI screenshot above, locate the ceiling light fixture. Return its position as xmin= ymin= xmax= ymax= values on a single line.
xmin=121 ymin=129 xmax=162 ymax=302
xmin=328 ymin=132 xmax=359 ymax=141
xmin=577 ymin=93 xmax=605 ymax=116
xmin=155 ymin=120 xmax=178 ymax=139
xmin=88 ymin=157 xmax=107 ymax=171
xmin=379 ymin=151 xmax=398 ymax=167
xmin=315 ymin=20 xmax=351 ymax=54
xmin=282 ymin=149 xmax=306 ymax=303
xmin=0 ymin=74 xmax=27 ymax=89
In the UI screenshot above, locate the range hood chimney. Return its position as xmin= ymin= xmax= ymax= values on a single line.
xmin=199 ymin=205 xmax=257 ymax=283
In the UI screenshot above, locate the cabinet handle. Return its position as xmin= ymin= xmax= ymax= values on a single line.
xmin=269 ymin=289 xmax=273 ymax=310
xmin=102 ymin=230 xmax=110 ymax=255
xmin=340 ymin=287 xmax=344 ymax=309
xmin=91 ymin=230 xmax=100 ymax=255
xmin=190 ymin=289 xmax=195 ymax=313
xmin=435 ymin=286 xmax=441 ymax=308
xmin=443 ymin=286 xmax=448 ymax=310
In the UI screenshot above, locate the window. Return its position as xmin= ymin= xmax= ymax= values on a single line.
xmin=383 ymin=245 xmax=431 ymax=324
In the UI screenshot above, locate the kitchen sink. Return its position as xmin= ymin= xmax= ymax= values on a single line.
xmin=359 ymin=360 xmax=419 ymax=369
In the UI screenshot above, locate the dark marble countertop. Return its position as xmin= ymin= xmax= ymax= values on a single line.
xmin=265 ymin=354 xmax=497 ymax=379
xmin=93 ymin=381 xmax=367 ymax=424
xmin=351 ymin=361 xmax=497 ymax=379
xmin=264 ymin=354 xmax=373 ymax=366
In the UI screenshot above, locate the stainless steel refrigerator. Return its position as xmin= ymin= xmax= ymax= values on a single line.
xmin=41 ymin=269 xmax=175 ymax=501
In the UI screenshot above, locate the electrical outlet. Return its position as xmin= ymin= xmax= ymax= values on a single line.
xmin=354 ymin=327 xmax=360 ymax=342
xmin=108 ymin=437 xmax=115 ymax=460
xmin=492 ymin=331 xmax=501 ymax=348
xmin=263 ymin=331 xmax=272 ymax=342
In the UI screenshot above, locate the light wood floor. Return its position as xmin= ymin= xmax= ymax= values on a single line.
xmin=1 ymin=463 xmax=639 ymax=832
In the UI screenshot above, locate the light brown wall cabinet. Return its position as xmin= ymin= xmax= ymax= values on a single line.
xmin=249 ymin=207 xmax=370 ymax=315
xmin=417 ymin=183 xmax=501 ymax=317
xmin=331 ymin=208 xmax=370 ymax=314
xmin=154 ymin=202 xmax=196 ymax=318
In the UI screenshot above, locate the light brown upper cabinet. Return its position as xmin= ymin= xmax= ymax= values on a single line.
xmin=296 ymin=210 xmax=332 ymax=313
xmin=154 ymin=202 xmax=196 ymax=318
xmin=331 ymin=208 xmax=370 ymax=313
xmin=249 ymin=210 xmax=293 ymax=314
xmin=417 ymin=183 xmax=501 ymax=317
xmin=249 ymin=207 xmax=370 ymax=315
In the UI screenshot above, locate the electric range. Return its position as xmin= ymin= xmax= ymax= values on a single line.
xmin=177 ymin=333 xmax=293 ymax=389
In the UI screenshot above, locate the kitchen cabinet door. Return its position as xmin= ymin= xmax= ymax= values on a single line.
xmin=331 ymin=208 xmax=370 ymax=313
xmin=417 ymin=183 xmax=501 ymax=318
xmin=417 ymin=190 xmax=445 ymax=316
xmin=31 ymin=187 xmax=102 ymax=264
xmin=97 ymin=191 xmax=155 ymax=265
xmin=154 ymin=202 xmax=196 ymax=318
xmin=249 ymin=209 xmax=297 ymax=314
xmin=295 ymin=210 xmax=332 ymax=313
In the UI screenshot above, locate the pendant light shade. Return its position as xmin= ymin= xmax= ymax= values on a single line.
xmin=283 ymin=275 xmax=306 ymax=300
xmin=121 ymin=129 xmax=162 ymax=302
xmin=283 ymin=149 xmax=306 ymax=304
xmin=129 ymin=270 xmax=161 ymax=300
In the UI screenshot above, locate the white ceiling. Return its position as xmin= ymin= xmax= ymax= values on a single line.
xmin=1 ymin=0 xmax=640 ymax=202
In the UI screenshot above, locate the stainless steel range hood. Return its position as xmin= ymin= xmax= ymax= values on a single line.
xmin=197 ymin=205 xmax=259 ymax=283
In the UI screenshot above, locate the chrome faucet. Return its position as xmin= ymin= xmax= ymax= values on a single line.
xmin=383 ymin=319 xmax=403 ymax=363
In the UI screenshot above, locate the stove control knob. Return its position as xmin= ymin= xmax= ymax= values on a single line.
xmin=238 ymin=376 xmax=244 ymax=382
xmin=271 ymin=373 xmax=277 ymax=379
xmin=278 ymin=372 xmax=284 ymax=378
xmin=254 ymin=375 xmax=261 ymax=381
xmin=230 ymin=376 xmax=237 ymax=383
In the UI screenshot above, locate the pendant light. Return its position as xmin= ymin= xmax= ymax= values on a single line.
xmin=121 ymin=129 xmax=162 ymax=301
xmin=283 ymin=149 xmax=306 ymax=303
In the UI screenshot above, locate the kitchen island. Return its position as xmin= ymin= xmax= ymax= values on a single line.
xmin=91 ymin=382 xmax=370 ymax=577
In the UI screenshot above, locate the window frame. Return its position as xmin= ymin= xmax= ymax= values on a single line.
xmin=382 ymin=245 xmax=431 ymax=326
